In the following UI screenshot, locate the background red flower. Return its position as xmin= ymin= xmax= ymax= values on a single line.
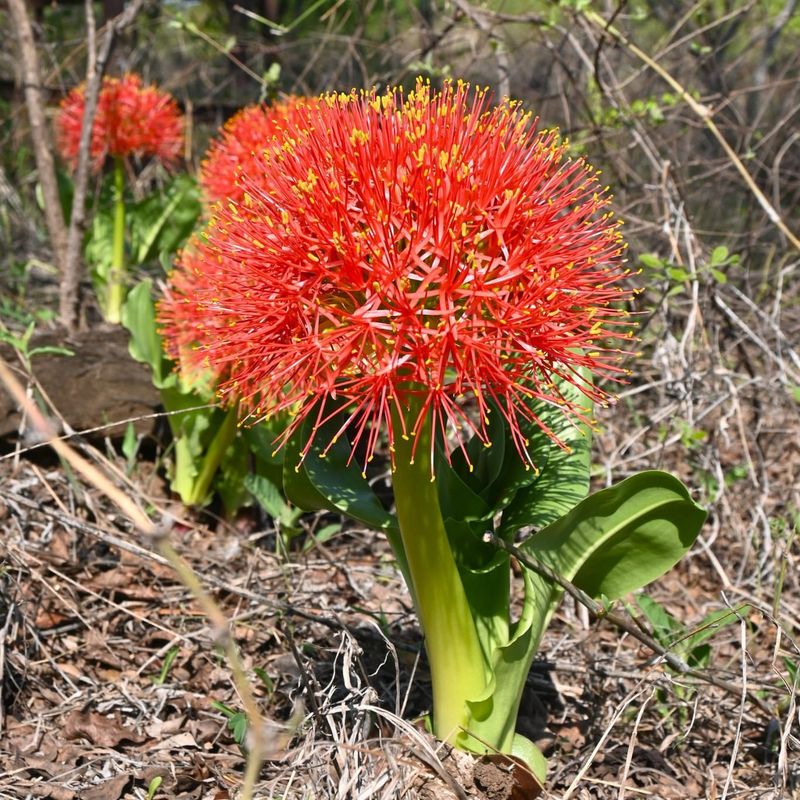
xmin=199 ymin=97 xmax=318 ymax=205
xmin=160 ymin=237 xmax=232 ymax=387
xmin=161 ymin=79 xmax=635 ymax=466
xmin=56 ymin=73 xmax=183 ymax=172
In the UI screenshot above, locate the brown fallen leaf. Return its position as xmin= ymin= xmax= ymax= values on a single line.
xmin=26 ymin=783 xmax=76 ymax=800
xmin=8 ymin=730 xmax=78 ymax=776
xmin=189 ymin=717 xmax=221 ymax=745
xmin=53 ymin=661 xmax=84 ymax=680
xmin=135 ymin=766 xmax=170 ymax=785
xmin=84 ymin=628 xmax=125 ymax=669
xmin=10 ymin=744 xmax=83 ymax=780
xmin=62 ymin=710 xmax=145 ymax=747
xmin=37 ymin=526 xmax=74 ymax=565
xmin=149 ymin=731 xmax=199 ymax=751
xmin=95 ymin=668 xmax=123 ymax=682
xmin=145 ymin=714 xmax=187 ymax=738
xmin=80 ymin=774 xmax=132 ymax=800
xmin=12 ymin=753 xmax=61 ymax=777
xmin=85 ymin=567 xmax=162 ymax=599
xmin=34 ymin=608 xmax=71 ymax=630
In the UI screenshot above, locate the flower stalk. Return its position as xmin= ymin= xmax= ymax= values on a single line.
xmin=185 ymin=406 xmax=239 ymax=507
xmin=107 ymin=155 xmax=127 ymax=324
xmin=391 ymin=398 xmax=487 ymax=745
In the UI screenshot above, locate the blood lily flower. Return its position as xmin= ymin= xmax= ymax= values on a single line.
xmin=200 ymin=97 xmax=316 ymax=205
xmin=159 ymin=79 xmax=705 ymax=785
xmin=163 ymin=80 xmax=631 ymax=465
xmin=56 ymin=74 xmax=184 ymax=323
xmin=56 ymin=73 xmax=183 ymax=172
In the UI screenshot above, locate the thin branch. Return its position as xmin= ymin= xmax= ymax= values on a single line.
xmin=60 ymin=0 xmax=147 ymax=332
xmin=449 ymin=0 xmax=510 ymax=98
xmin=7 ymin=0 xmax=69 ymax=275
xmin=581 ymin=8 xmax=800 ymax=253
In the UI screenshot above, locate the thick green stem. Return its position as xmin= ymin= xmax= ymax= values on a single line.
xmin=106 ymin=156 xmax=127 ymax=323
xmin=391 ymin=401 xmax=487 ymax=745
xmin=187 ymin=407 xmax=239 ymax=506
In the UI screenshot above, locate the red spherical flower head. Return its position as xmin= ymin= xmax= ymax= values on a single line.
xmin=161 ymin=79 xmax=635 ymax=469
xmin=200 ymin=97 xmax=319 ymax=205
xmin=56 ymin=74 xmax=184 ymax=172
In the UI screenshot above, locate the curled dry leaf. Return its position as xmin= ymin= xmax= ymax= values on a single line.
xmin=27 ymin=784 xmax=76 ymax=800
xmin=80 ymin=775 xmax=132 ymax=800
xmin=62 ymin=709 xmax=145 ymax=747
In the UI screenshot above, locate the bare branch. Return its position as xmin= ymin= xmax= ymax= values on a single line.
xmin=581 ymin=7 xmax=800 ymax=254
xmin=59 ymin=0 xmax=147 ymax=332
xmin=7 ymin=0 xmax=69 ymax=276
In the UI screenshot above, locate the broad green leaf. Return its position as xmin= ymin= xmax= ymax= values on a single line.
xmin=709 ymin=245 xmax=729 ymax=267
xmin=438 ymin=371 xmax=593 ymax=529
xmin=440 ymin=401 xmax=529 ymax=517
xmin=121 ymin=279 xmax=174 ymax=389
xmin=559 ymin=473 xmax=707 ymax=598
xmin=682 ymin=608 xmax=740 ymax=655
xmin=465 ymin=562 xmax=541 ymax=753
xmin=159 ymin=384 xmax=226 ymax=503
xmin=282 ymin=427 xmax=338 ymax=514
xmin=498 ymin=372 xmax=593 ymax=536
xmin=167 ymin=411 xmax=212 ymax=503
xmin=245 ymin=472 xmax=302 ymax=529
xmin=145 ymin=776 xmax=163 ymax=800
xmin=303 ymin=522 xmax=342 ymax=552
xmin=466 ymin=471 xmax=706 ymax=756
xmin=129 ymin=174 xmax=201 ymax=265
xmin=447 ymin=409 xmax=507 ymax=499
xmin=638 ymin=596 xmax=739 ymax=668
xmin=85 ymin=207 xmax=115 ymax=290
xmin=27 ymin=345 xmax=74 ymax=360
xmin=710 ymin=268 xmax=728 ymax=284
xmin=122 ymin=279 xmax=244 ymax=508
xmin=510 ymin=733 xmax=547 ymax=788
xmin=121 ymin=422 xmax=139 ymax=463
xmin=667 ymin=266 xmax=692 ymax=283
xmin=300 ymin=417 xmax=398 ymax=535
xmin=282 ymin=411 xmax=408 ymax=581
xmin=244 ymin=419 xmax=288 ymax=489
xmin=215 ymin=434 xmax=251 ymax=514
xmin=171 ymin=433 xmax=203 ymax=501
xmin=637 ymin=594 xmax=683 ymax=647
xmin=639 ymin=252 xmax=665 ymax=270
xmin=437 ymin=453 xmax=492 ymax=523
xmin=446 ymin=518 xmax=510 ymax=665
xmin=448 ymin=402 xmax=538 ymax=513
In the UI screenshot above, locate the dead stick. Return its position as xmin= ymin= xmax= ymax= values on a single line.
xmin=7 ymin=0 xmax=69 ymax=276
xmin=60 ymin=0 xmax=147 ymax=332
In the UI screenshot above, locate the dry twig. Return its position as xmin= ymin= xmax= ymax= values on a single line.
xmin=59 ymin=0 xmax=147 ymax=331
xmin=7 ymin=0 xmax=69 ymax=276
